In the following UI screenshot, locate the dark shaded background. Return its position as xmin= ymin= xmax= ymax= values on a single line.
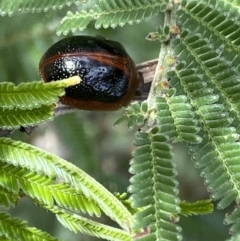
xmin=0 ymin=3 xmax=230 ymax=240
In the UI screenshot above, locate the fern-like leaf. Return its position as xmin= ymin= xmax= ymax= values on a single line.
xmin=0 ymin=186 xmax=18 ymax=208
xmin=114 ymin=192 xmax=137 ymax=215
xmin=156 ymin=95 xmax=201 ymax=143
xmin=0 ymin=161 xmax=101 ymax=216
xmin=224 ymin=206 xmax=240 ymax=234
xmin=166 ymin=0 xmax=240 ymax=234
xmin=180 ymin=200 xmax=213 ymax=217
xmin=180 ymin=0 xmax=240 ymax=56
xmin=116 ymin=101 xmax=148 ymax=129
xmin=50 ymin=183 xmax=101 ymax=216
xmin=0 ymin=138 xmax=133 ymax=229
xmin=57 ymin=0 xmax=168 ymax=35
xmin=0 ymin=105 xmax=53 ymax=130
xmin=0 ymin=212 xmax=58 ymax=241
xmin=0 ymin=0 xmax=83 ymax=16
xmin=46 ymin=205 xmax=131 ymax=241
xmin=129 ymin=128 xmax=181 ymax=241
xmin=0 ymin=77 xmax=80 ymax=129
xmin=0 ymin=78 xmax=80 ymax=110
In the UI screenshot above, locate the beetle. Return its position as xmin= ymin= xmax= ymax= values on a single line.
xmin=39 ymin=36 xmax=143 ymax=111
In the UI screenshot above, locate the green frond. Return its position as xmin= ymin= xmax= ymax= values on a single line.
xmin=156 ymin=95 xmax=201 ymax=143
xmin=114 ymin=192 xmax=137 ymax=215
xmin=176 ymin=3 xmax=240 ymax=132
xmin=50 ymin=183 xmax=101 ymax=216
xmin=172 ymin=56 xmax=240 ymax=233
xmin=0 ymin=77 xmax=81 ymax=129
xmin=0 ymin=212 xmax=59 ymax=241
xmin=46 ymin=205 xmax=131 ymax=241
xmin=114 ymin=101 xmax=148 ymax=129
xmin=173 ymin=31 xmax=240 ymax=121
xmin=57 ymin=0 xmax=167 ymax=35
xmin=0 ymin=235 xmax=16 ymax=241
xmin=129 ymin=128 xmax=181 ymax=241
xmin=0 ymin=0 xmax=82 ymax=16
xmin=0 ymin=186 xmax=18 ymax=208
xmin=0 ymin=78 xmax=80 ymax=110
xmin=171 ymin=34 xmax=240 ymax=231
xmin=0 ymin=161 xmax=53 ymax=204
xmin=0 ymin=138 xmax=133 ymax=229
xmin=179 ymin=0 xmax=240 ymax=56
xmin=180 ymin=200 xmax=213 ymax=217
xmin=58 ymin=10 xmax=92 ymax=35
xmin=169 ymin=7 xmax=240 ymax=232
xmin=224 ymin=206 xmax=240 ymax=235
xmin=0 ymin=161 xmax=100 ymax=216
xmin=147 ymin=25 xmax=171 ymax=42
xmin=0 ymin=105 xmax=53 ymax=130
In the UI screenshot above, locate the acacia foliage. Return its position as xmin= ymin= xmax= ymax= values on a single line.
xmin=0 ymin=0 xmax=239 ymax=241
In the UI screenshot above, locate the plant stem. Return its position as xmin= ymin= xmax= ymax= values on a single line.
xmin=147 ymin=1 xmax=180 ymax=111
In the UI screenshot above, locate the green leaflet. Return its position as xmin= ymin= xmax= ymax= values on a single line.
xmin=0 ymin=105 xmax=53 ymax=130
xmin=0 ymin=138 xmax=133 ymax=229
xmin=0 ymin=78 xmax=80 ymax=129
xmin=0 ymin=0 xmax=82 ymax=15
xmin=114 ymin=101 xmax=148 ymax=129
xmin=180 ymin=200 xmax=213 ymax=217
xmin=156 ymin=96 xmax=201 ymax=143
xmin=48 ymin=205 xmax=131 ymax=241
xmin=172 ymin=0 xmax=240 ymax=235
xmin=0 ymin=162 xmax=101 ymax=216
xmin=129 ymin=129 xmax=181 ymax=241
xmin=0 ymin=79 xmax=79 ymax=110
xmin=172 ymin=30 xmax=240 ymax=126
xmin=180 ymin=0 xmax=240 ymax=55
xmin=176 ymin=1 xmax=240 ymax=129
xmin=0 ymin=212 xmax=58 ymax=241
xmin=0 ymin=186 xmax=18 ymax=208
xmin=56 ymin=0 xmax=168 ymax=35
xmin=225 ymin=206 xmax=240 ymax=234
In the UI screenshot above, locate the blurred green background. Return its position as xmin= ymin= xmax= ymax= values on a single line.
xmin=0 ymin=2 xmax=230 ymax=240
